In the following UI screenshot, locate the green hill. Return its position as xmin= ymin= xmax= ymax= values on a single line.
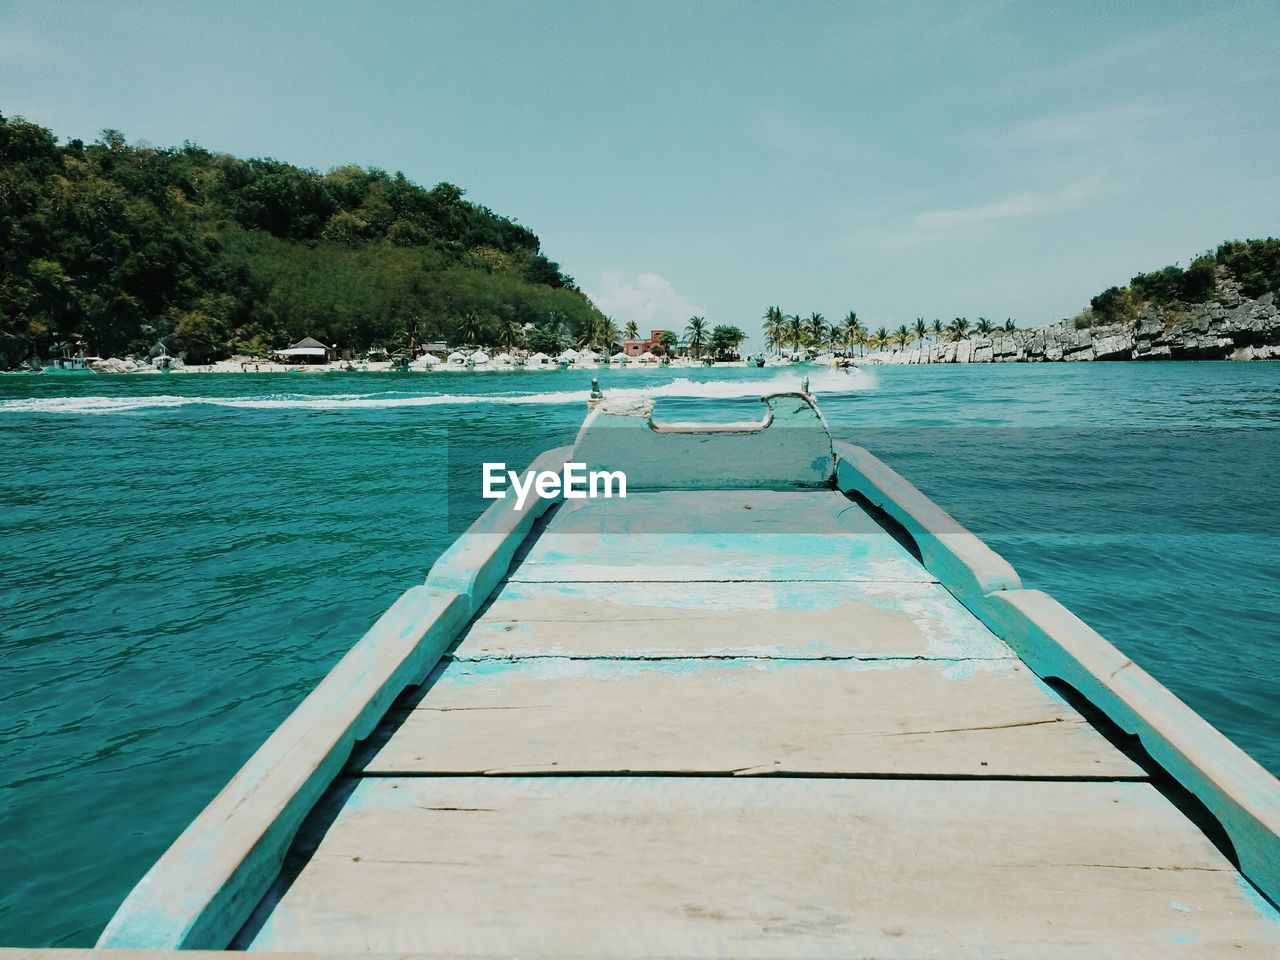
xmin=0 ymin=113 xmax=604 ymax=365
xmin=1081 ymin=238 xmax=1280 ymax=328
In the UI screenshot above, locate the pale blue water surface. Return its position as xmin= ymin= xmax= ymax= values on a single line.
xmin=1 ymin=362 xmax=1277 ymax=944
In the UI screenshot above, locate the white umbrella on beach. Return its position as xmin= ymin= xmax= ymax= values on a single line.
xmin=447 ymin=351 xmax=467 ymax=365
xmin=556 ymin=349 xmax=578 ymax=364
xmin=611 ymin=351 xmax=629 ymax=364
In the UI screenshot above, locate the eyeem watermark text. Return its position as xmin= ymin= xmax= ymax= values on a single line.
xmin=482 ymin=462 xmax=627 ymax=511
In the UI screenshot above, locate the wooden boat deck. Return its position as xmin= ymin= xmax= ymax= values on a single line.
xmin=234 ymin=490 xmax=1276 ymax=956
xmin=90 ymin=391 xmax=1280 ymax=958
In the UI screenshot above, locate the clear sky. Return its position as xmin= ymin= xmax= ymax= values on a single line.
xmin=3 ymin=0 xmax=1278 ymax=343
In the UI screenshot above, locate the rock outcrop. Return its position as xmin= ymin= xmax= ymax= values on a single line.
xmin=880 ymin=288 xmax=1280 ymax=364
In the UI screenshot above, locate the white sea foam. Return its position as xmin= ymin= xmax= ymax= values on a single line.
xmin=0 ymin=369 xmax=875 ymax=415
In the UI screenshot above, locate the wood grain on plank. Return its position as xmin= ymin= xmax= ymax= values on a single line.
xmin=457 ymin=580 xmax=1011 ymax=660
xmin=245 ymin=777 xmax=1280 ymax=958
xmin=358 ymin=658 xmax=1144 ymax=778
xmin=512 ymin=491 xmax=932 ymax=583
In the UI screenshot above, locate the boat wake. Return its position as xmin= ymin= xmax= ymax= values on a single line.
xmin=0 ymin=369 xmax=876 ymax=415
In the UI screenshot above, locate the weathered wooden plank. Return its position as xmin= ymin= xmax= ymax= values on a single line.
xmin=512 ymin=490 xmax=933 ymax=583
xmin=358 ymin=658 xmax=1143 ymax=778
xmin=458 ymin=579 xmax=1010 ymax=660
xmin=988 ymin=588 xmax=1280 ymax=908
xmin=243 ymin=777 xmax=1280 ymax=957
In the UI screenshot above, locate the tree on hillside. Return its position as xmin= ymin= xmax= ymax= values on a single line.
xmin=526 ymin=326 xmax=564 ymax=354
xmin=0 ymin=113 xmax=600 ymax=366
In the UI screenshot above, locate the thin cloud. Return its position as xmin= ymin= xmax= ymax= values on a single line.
xmin=913 ymin=178 xmax=1099 ymax=231
xmin=851 ymin=176 xmax=1103 ymax=249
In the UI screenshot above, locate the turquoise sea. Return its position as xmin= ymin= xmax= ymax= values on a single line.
xmin=1 ymin=362 xmax=1277 ymax=945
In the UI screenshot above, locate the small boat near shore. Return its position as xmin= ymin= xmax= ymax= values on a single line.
xmin=37 ymin=352 xmax=99 ymax=374
xmin=91 ymin=385 xmax=1279 ymax=957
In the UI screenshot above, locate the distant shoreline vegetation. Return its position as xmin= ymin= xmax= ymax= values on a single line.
xmin=760 ymin=239 xmax=1280 ymax=362
xmin=0 ymin=114 xmax=607 ymax=367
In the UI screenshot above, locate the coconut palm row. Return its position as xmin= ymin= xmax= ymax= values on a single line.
xmin=761 ymin=307 xmax=1018 ymax=355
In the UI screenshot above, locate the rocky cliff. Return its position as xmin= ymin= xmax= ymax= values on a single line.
xmin=882 ymin=281 xmax=1280 ymax=364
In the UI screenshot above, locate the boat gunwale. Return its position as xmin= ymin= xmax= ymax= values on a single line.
xmin=95 ymin=447 xmax=575 ymax=949
xmin=834 ymin=438 xmax=1279 ymax=905
xmin=94 ymin=412 xmax=1278 ymax=950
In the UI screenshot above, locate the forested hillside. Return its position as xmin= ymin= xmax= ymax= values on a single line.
xmin=0 ymin=114 xmax=603 ymax=364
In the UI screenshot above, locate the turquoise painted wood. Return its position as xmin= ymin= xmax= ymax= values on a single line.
xmin=573 ymin=391 xmax=835 ymax=489
xmin=97 ymin=585 xmax=470 ymax=948
xmin=96 ymin=449 xmax=577 ymax=948
xmin=452 ymin=580 xmax=1012 ymax=660
xmin=511 ymin=490 xmax=934 ymax=583
xmin=90 ymin=385 xmax=1280 ymax=955
xmin=830 ymin=438 xmax=1280 ymax=906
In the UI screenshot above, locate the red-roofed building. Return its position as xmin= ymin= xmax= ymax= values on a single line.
xmin=622 ymin=329 xmax=674 ymax=357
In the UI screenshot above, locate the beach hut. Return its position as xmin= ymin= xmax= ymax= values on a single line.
xmin=409 ymin=353 xmax=440 ymax=372
xmin=637 ymin=350 xmax=657 ymax=365
xmin=611 ymin=351 xmax=629 ymax=365
xmin=447 ymin=351 xmax=467 ymax=367
xmin=556 ymin=349 xmax=578 ymax=366
xmin=272 ymin=336 xmax=332 ymax=364
xmin=471 ymin=350 xmax=491 ymax=367
xmin=527 ymin=352 xmax=552 ymax=368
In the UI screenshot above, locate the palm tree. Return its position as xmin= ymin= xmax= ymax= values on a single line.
xmin=804 ymin=312 xmax=827 ymax=349
xmin=623 ymin=320 xmax=639 ymax=342
xmin=873 ymin=326 xmax=889 ymax=352
xmin=914 ymin=317 xmax=927 ymax=348
xmin=839 ymin=311 xmax=864 ymax=356
xmin=600 ymin=316 xmax=621 ymax=352
xmin=894 ymin=325 xmax=911 ymax=351
xmin=1003 ymin=318 xmax=1017 ymax=333
xmin=685 ymin=316 xmax=708 ymax=357
xmin=498 ymin=317 xmax=524 ymax=351
xmin=458 ymin=312 xmax=484 ymax=346
xmin=784 ymin=314 xmax=805 ymax=353
xmin=975 ymin=317 xmax=995 ymax=337
xmin=946 ymin=317 xmax=971 ymax=342
xmin=930 ymin=318 xmax=944 ymax=343
xmin=762 ymin=306 xmax=785 ymax=354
